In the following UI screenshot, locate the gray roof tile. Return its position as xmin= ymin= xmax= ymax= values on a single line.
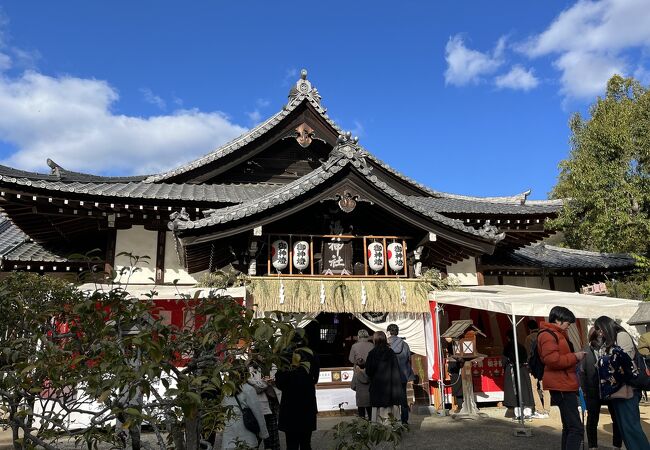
xmin=481 ymin=243 xmax=636 ymax=270
xmin=409 ymin=196 xmax=562 ymax=215
xmin=171 ymin=145 xmax=505 ymax=244
xmin=0 ymin=215 xmax=67 ymax=263
xmin=0 ymin=175 xmax=281 ymax=203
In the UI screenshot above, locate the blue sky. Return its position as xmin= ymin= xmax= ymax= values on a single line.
xmin=0 ymin=1 xmax=648 ymax=199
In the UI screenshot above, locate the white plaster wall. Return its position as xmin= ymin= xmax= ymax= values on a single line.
xmin=163 ymin=232 xmax=202 ymax=284
xmin=446 ymin=257 xmax=478 ymax=286
xmin=114 ymin=226 xmax=158 ymax=284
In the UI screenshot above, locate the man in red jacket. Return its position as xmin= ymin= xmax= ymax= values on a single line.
xmin=538 ymin=306 xmax=586 ymax=450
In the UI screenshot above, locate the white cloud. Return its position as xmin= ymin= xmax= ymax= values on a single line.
xmin=522 ymin=0 xmax=650 ymax=98
xmin=0 ymin=52 xmax=10 ymax=71
xmin=140 ymin=87 xmax=166 ymax=110
xmin=495 ymin=65 xmax=539 ymax=91
xmin=350 ymin=120 xmax=365 ymax=139
xmin=246 ymin=109 xmax=262 ymax=123
xmin=0 ymin=70 xmax=247 ymax=174
xmin=0 ymin=13 xmax=247 ymax=176
xmin=444 ymin=35 xmax=505 ymax=86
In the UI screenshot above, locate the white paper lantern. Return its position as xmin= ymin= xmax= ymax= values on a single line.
xmin=367 ymin=242 xmax=384 ymax=272
xmin=387 ymin=242 xmax=405 ymax=272
xmin=293 ymin=240 xmax=310 ymax=271
xmin=271 ymin=239 xmax=289 ymax=271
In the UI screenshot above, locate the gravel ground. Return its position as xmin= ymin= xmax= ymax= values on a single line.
xmin=3 ymin=404 xmax=650 ymax=449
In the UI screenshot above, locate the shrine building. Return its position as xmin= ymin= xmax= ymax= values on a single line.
xmin=0 ymin=70 xmax=638 ymax=410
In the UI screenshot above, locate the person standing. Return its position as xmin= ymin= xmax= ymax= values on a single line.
xmin=538 ymin=306 xmax=586 ymax=450
xmin=594 ymin=315 xmax=650 ymax=450
xmin=221 ymin=381 xmax=269 ymax=449
xmin=350 ymin=358 xmax=371 ymax=420
xmin=579 ymin=327 xmax=622 ymax=450
xmin=275 ymin=338 xmax=320 ymax=450
xmin=387 ymin=323 xmax=414 ymax=425
xmin=503 ymin=329 xmax=535 ymax=420
xmin=525 ymin=319 xmax=551 ymax=418
xmin=349 ymin=329 xmax=374 ymax=366
xmin=365 ymin=331 xmax=402 ymax=423
xmin=248 ymin=367 xmax=281 ymax=450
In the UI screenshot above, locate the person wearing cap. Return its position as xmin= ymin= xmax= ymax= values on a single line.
xmin=349 ymin=329 xmax=374 ymax=366
xmin=387 ymin=323 xmax=414 ymax=425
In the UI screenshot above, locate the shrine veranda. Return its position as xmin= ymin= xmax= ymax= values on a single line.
xmin=0 ymin=70 xmax=639 ymax=412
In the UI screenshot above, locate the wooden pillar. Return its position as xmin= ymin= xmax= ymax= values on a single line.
xmin=548 ymin=275 xmax=556 ymax=291
xmin=104 ymin=228 xmax=117 ymax=277
xmin=155 ymin=230 xmax=166 ymax=284
xmin=476 ymin=270 xmax=485 ymax=286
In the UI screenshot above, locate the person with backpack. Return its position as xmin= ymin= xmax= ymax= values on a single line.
xmin=525 ymin=319 xmax=551 ymax=418
xmin=594 ymin=315 xmax=650 ymax=449
xmin=579 ymin=327 xmax=622 ymax=450
xmin=221 ymin=380 xmax=269 ymax=449
xmin=537 ymin=306 xmax=586 ymax=450
xmin=387 ymin=323 xmax=414 ymax=425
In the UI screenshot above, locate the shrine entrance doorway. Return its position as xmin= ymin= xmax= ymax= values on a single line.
xmin=304 ymin=312 xmax=369 ymax=368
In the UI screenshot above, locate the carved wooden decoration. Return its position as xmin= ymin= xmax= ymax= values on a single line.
xmin=294 ymin=123 xmax=315 ymax=148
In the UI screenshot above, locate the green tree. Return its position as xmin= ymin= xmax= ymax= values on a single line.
xmin=549 ymin=75 xmax=650 ymax=255
xmin=0 ymin=263 xmax=303 ymax=450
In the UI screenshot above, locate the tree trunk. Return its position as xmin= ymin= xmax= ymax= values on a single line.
xmin=130 ymin=425 xmax=141 ymax=450
xmin=185 ymin=417 xmax=200 ymax=450
xmin=10 ymin=404 xmax=21 ymax=450
xmin=169 ymin=422 xmax=186 ymax=450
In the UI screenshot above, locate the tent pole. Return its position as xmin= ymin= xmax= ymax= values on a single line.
xmin=511 ymin=312 xmax=526 ymax=427
xmin=435 ymin=304 xmax=447 ymax=414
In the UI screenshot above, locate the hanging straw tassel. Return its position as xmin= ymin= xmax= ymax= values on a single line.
xmin=361 ymin=281 xmax=367 ymax=306
xmin=400 ymin=282 xmax=407 ymax=304
xmin=279 ymin=279 xmax=285 ymax=304
xmin=320 ymin=281 xmax=326 ymax=304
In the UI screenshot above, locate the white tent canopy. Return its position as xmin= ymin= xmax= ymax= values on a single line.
xmin=431 ymin=285 xmax=640 ymax=320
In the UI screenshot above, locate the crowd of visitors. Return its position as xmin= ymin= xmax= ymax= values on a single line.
xmin=534 ymin=306 xmax=650 ymax=450
xmin=221 ymin=309 xmax=650 ymax=450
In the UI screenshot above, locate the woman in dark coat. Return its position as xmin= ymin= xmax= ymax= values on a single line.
xmin=503 ymin=329 xmax=535 ymax=419
xmin=580 ymin=327 xmax=622 ymax=450
xmin=365 ymin=331 xmax=402 ymax=422
xmin=275 ymin=345 xmax=320 ymax=450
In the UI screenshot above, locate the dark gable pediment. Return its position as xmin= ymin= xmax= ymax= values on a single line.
xmin=161 ymin=102 xmax=340 ymax=184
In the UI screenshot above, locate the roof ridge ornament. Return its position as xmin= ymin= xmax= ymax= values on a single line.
xmin=476 ymin=220 xmax=505 ymax=241
xmin=46 ymin=158 xmax=65 ymax=179
xmin=287 ymin=69 xmax=323 ymax=109
xmin=322 ymin=131 xmax=371 ymax=174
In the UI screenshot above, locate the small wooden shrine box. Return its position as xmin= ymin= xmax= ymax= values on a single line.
xmin=441 ymin=320 xmax=486 ymax=358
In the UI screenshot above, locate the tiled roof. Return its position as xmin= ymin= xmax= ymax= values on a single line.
xmin=628 ymin=303 xmax=650 ymax=325
xmin=481 ymin=243 xmax=636 ymax=270
xmin=171 ymin=140 xmax=506 ymax=245
xmin=0 ymin=215 xmax=67 ymax=263
xmin=409 ymin=196 xmax=563 ymax=215
xmin=145 ymin=70 xmax=341 ymax=183
xmin=0 ymin=175 xmax=281 ymax=203
xmin=0 ymin=163 xmax=146 ymax=183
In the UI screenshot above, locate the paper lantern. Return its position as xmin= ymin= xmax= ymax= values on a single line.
xmin=387 ymin=242 xmax=404 ymax=272
xmin=271 ymin=239 xmax=289 ymax=271
xmin=367 ymin=242 xmax=384 ymax=272
xmin=293 ymin=240 xmax=310 ymax=271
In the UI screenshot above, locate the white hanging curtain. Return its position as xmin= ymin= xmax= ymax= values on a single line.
xmin=354 ymin=313 xmax=427 ymax=356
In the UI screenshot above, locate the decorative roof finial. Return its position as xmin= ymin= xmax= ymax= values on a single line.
xmin=287 ymin=68 xmax=323 ymax=109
